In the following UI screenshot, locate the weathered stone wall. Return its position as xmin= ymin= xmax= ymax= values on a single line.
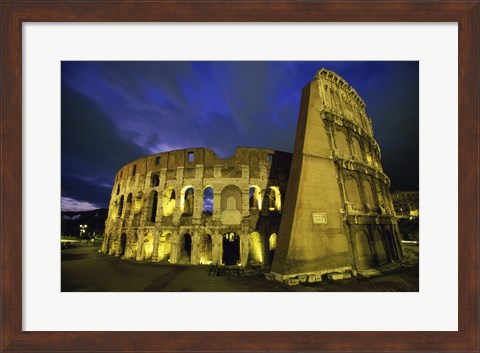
xmin=102 ymin=147 xmax=291 ymax=267
xmin=272 ymin=68 xmax=403 ymax=282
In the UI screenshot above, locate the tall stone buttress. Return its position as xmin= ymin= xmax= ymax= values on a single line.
xmin=271 ymin=68 xmax=403 ymax=282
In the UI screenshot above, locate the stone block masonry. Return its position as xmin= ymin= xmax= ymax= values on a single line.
xmin=271 ymin=68 xmax=404 ymax=283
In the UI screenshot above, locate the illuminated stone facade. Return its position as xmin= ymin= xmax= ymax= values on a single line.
xmin=271 ymin=68 xmax=404 ymax=282
xmin=102 ymin=68 xmax=404 ymax=283
xmin=102 ymin=147 xmax=291 ymax=266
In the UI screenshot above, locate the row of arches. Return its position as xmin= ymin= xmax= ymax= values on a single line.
xmin=353 ymin=228 xmax=401 ymax=270
xmin=108 ymin=230 xmax=278 ymax=267
xmin=107 ymin=224 xmax=401 ymax=272
xmin=335 ymin=128 xmax=378 ymax=167
xmin=113 ymin=184 xmax=283 ymax=222
xmin=108 ymin=226 xmax=400 ymax=272
xmin=343 ymin=173 xmax=393 ymax=212
xmin=249 ymin=186 xmax=281 ymax=211
xmin=116 ymin=193 xmax=144 ymax=220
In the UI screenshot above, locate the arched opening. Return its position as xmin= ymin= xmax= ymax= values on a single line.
xmin=124 ymin=193 xmax=133 ymax=219
xmin=131 ymin=192 xmax=143 ymax=227
xmin=355 ymin=230 xmax=373 ymax=269
xmin=116 ymin=184 xmax=120 ymax=195
xmin=374 ymin=230 xmax=388 ymax=265
xmin=249 ymin=232 xmax=264 ymax=265
xmin=179 ymin=233 xmax=192 ymax=264
xmin=249 ymin=186 xmax=261 ymax=209
xmin=202 ymin=187 xmax=213 ymax=214
xmin=199 ymin=234 xmax=213 ymax=264
xmin=149 ymin=191 xmax=158 ymax=222
xmin=345 ymin=176 xmax=362 ymax=206
xmin=222 ymin=232 xmax=240 ymax=266
xmin=352 ymin=136 xmax=363 ymax=160
xmin=143 ymin=234 xmax=154 ymax=261
xmin=132 ymin=231 xmax=139 ymax=257
xmin=335 ymin=130 xmax=350 ymax=157
xmin=265 ymin=186 xmax=281 ymax=212
xmin=363 ymin=179 xmax=375 ymax=206
xmin=181 ymin=186 xmax=194 ymax=215
xmin=221 ymin=185 xmax=242 ymax=212
xmin=151 ymin=173 xmax=160 ymax=187
xmin=117 ymin=195 xmax=124 ymax=218
xmin=134 ymin=192 xmax=143 ymax=213
xmin=118 ymin=233 xmax=127 ymax=256
xmin=157 ymin=232 xmax=172 ymax=262
xmin=162 ymin=187 xmax=176 ymax=217
xmin=268 ymin=233 xmax=277 ymax=265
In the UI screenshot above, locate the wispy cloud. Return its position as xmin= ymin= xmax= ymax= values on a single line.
xmin=61 ymin=197 xmax=99 ymax=212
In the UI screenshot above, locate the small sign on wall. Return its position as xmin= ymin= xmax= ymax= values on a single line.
xmin=312 ymin=213 xmax=327 ymax=224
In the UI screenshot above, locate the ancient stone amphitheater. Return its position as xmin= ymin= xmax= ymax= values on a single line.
xmin=102 ymin=68 xmax=404 ymax=281
xmin=102 ymin=147 xmax=292 ymax=267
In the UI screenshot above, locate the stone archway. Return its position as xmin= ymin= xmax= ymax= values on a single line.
xmin=249 ymin=186 xmax=261 ymax=210
xmin=143 ymin=234 xmax=154 ymax=261
xmin=157 ymin=232 xmax=173 ymax=262
xmin=179 ymin=233 xmax=192 ymax=264
xmin=117 ymin=195 xmax=124 ymax=218
xmin=264 ymin=186 xmax=281 ymax=212
xmin=148 ymin=190 xmax=158 ymax=222
xmin=180 ymin=186 xmax=195 ymax=215
xmin=373 ymin=230 xmax=388 ymax=265
xmin=355 ymin=230 xmax=373 ymax=269
xmin=118 ymin=233 xmax=127 ymax=257
xmin=162 ymin=187 xmax=176 ymax=217
xmin=202 ymin=187 xmax=214 ymax=214
xmin=199 ymin=234 xmax=213 ymax=264
xmin=222 ymin=232 xmax=240 ymax=266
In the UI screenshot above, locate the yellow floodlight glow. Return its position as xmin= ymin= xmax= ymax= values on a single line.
xmin=249 ymin=232 xmax=263 ymax=264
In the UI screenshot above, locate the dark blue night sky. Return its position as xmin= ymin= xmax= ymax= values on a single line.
xmin=61 ymin=61 xmax=419 ymax=211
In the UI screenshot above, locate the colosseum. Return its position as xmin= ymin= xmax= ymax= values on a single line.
xmin=101 ymin=147 xmax=292 ymax=267
xmin=102 ymin=68 xmax=404 ymax=283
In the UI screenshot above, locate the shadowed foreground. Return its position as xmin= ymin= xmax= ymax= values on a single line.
xmin=61 ymin=246 xmax=419 ymax=292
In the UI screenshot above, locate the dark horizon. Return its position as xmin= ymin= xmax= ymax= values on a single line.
xmin=61 ymin=61 xmax=419 ymax=212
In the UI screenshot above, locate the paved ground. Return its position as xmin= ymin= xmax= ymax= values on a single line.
xmin=61 ymin=246 xmax=419 ymax=292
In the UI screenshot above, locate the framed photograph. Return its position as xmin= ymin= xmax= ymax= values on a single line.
xmin=60 ymin=60 xmax=420 ymax=294
xmin=1 ymin=1 xmax=478 ymax=352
